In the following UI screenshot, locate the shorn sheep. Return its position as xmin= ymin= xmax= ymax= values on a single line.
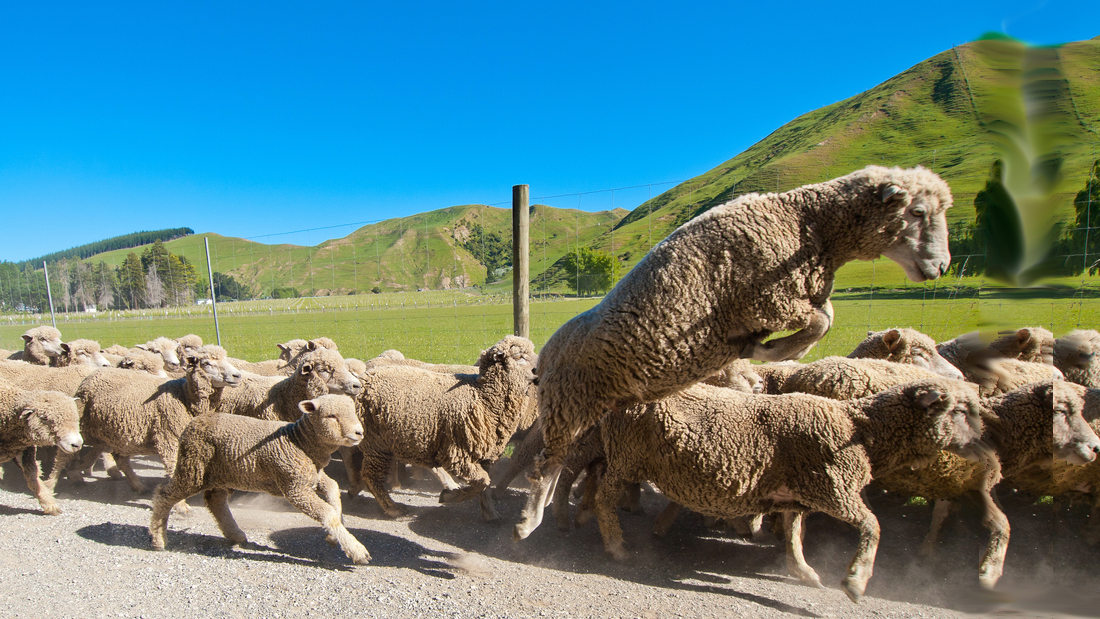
xmin=353 ymin=335 xmax=537 ymax=522
xmin=6 ymin=326 xmax=64 ymax=365
xmin=518 ymin=166 xmax=954 ymax=539
xmin=56 ymin=345 xmax=242 ymax=494
xmin=149 ymin=395 xmax=370 ymax=565
xmin=590 ymin=378 xmax=986 ymax=602
xmin=0 ymin=379 xmax=83 ymax=514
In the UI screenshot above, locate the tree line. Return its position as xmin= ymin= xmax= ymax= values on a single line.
xmin=22 ymin=227 xmax=194 ymax=267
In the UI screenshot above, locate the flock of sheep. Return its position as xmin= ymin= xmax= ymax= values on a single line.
xmin=0 ymin=165 xmax=1096 ymax=605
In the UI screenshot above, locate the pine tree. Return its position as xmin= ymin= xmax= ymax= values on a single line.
xmin=117 ymin=252 xmax=145 ymax=309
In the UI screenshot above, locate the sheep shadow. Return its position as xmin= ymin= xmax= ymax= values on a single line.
xmin=75 ymin=522 xmax=356 ymax=571
xmin=410 ymin=484 xmax=1078 ymax=617
xmin=269 ymin=526 xmax=462 ymax=579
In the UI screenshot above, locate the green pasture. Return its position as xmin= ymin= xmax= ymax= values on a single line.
xmin=3 ymin=287 xmax=1095 ymax=366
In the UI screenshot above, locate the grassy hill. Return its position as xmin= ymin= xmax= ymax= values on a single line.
xmin=73 ymin=37 xmax=1100 ymax=297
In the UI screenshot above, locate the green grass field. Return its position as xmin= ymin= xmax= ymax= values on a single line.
xmin=3 ymin=286 xmax=1096 ymax=365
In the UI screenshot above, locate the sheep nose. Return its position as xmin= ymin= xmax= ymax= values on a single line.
xmin=347 ymin=380 xmax=363 ymax=395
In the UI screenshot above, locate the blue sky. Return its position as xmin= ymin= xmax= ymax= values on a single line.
xmin=1 ymin=1 xmax=1095 ymax=262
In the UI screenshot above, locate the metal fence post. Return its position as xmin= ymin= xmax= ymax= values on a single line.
xmin=205 ymin=237 xmax=222 ymax=346
xmin=42 ymin=261 xmax=57 ymax=329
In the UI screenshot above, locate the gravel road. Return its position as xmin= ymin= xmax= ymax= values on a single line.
xmin=0 ymin=456 xmax=1094 ymax=619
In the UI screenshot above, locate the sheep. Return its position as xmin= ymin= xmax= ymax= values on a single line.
xmin=230 ymin=337 xmax=340 ymax=377
xmin=53 ymin=345 xmax=242 ymax=494
xmin=215 ymin=347 xmax=362 ymax=422
xmin=1051 ymin=383 xmax=1100 ymax=543
xmin=360 ymin=348 xmax=479 ymax=375
xmin=0 ymin=379 xmax=83 ymax=515
xmin=1055 ymin=329 xmax=1100 ymax=388
xmin=149 ymin=395 xmax=370 ymax=565
xmin=175 ymin=334 xmax=203 ymax=357
xmin=870 ymin=380 xmax=1079 ymax=589
xmin=985 ymin=358 xmax=1056 ymax=394
xmin=702 ymin=358 xmax=763 ymax=393
xmin=344 ymin=358 xmax=367 ymax=379
xmin=352 ymin=335 xmax=537 ymax=522
xmin=55 ymin=339 xmax=111 ymax=368
xmin=847 ymin=328 xmax=965 ymax=380
xmin=0 ymin=360 xmax=99 ymax=397
xmin=518 ymin=166 xmax=955 ymax=539
xmin=753 ymin=362 xmax=802 ymax=394
xmin=779 ymin=357 xmax=946 ymax=400
xmin=136 ymin=337 xmax=184 ymax=373
xmin=987 ymin=327 xmax=1054 ymax=366
xmin=6 ymin=326 xmax=64 ymax=365
xmin=116 ymin=348 xmax=169 ymax=378
xmin=104 ymin=344 xmax=132 ymax=357
xmin=588 ymin=378 xmax=985 ymax=602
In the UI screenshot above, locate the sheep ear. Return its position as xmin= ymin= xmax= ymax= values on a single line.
xmin=120 ymin=358 xmax=134 ymax=368
xmin=135 ymin=344 xmax=150 ymax=351
xmin=184 ymin=354 xmax=199 ymax=368
xmin=61 ymin=342 xmax=72 ymax=353
xmin=299 ymin=400 xmax=318 ymax=415
xmin=277 ymin=344 xmax=289 ymax=352
xmin=917 ymin=388 xmax=946 ymax=409
xmin=883 ymin=329 xmax=902 ymax=350
xmin=880 ymin=184 xmax=909 ymax=203
xmin=22 ymin=335 xmax=32 ymax=344
xmin=1016 ymin=328 xmax=1031 ymax=347
xmin=493 ymin=351 xmax=506 ymax=363
xmin=307 ymin=340 xmax=320 ymax=351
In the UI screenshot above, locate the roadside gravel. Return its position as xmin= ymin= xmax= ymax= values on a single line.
xmin=0 ymin=457 xmax=1093 ymax=619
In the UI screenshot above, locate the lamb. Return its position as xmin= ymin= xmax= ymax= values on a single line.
xmin=6 ymin=326 xmax=64 ymax=365
xmin=55 ymin=339 xmax=111 ymax=368
xmin=520 ymin=166 xmax=954 ymax=538
xmin=1055 ymin=329 xmax=1100 ymax=388
xmin=870 ymin=380 xmax=1081 ymax=589
xmin=589 ymin=378 xmax=986 ymax=602
xmin=215 ymin=346 xmax=362 ymax=422
xmin=149 ymin=395 xmax=370 ymax=565
xmin=54 ymin=345 xmax=242 ymax=494
xmin=847 ymin=328 xmax=965 ymax=380
xmin=0 ymin=379 xmax=83 ymax=514
xmin=352 ymin=335 xmax=537 ymax=522
xmin=779 ymin=357 xmax=947 ymax=400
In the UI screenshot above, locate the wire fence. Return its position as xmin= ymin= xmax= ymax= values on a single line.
xmin=1 ymin=153 xmax=1097 ymax=365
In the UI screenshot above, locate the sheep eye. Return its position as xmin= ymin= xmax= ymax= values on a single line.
xmin=910 ymin=206 xmax=927 ymax=217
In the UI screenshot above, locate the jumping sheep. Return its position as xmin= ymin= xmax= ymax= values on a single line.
xmin=589 ymin=378 xmax=986 ymax=602
xmin=353 ymin=335 xmax=537 ymax=522
xmin=215 ymin=346 xmax=362 ymax=422
xmin=0 ymin=379 xmax=83 ymax=514
xmin=6 ymin=326 xmax=64 ymax=365
xmin=520 ymin=166 xmax=954 ymax=539
xmin=149 ymin=395 xmax=370 ymax=565
xmin=54 ymin=345 xmax=242 ymax=494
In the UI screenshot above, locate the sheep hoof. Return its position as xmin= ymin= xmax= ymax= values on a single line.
xmin=106 ymin=468 xmax=123 ymax=480
xmin=172 ymin=502 xmax=191 ymax=515
xmin=150 ymin=542 xmax=165 ymax=552
xmin=350 ymin=549 xmax=372 ymax=565
xmin=607 ymin=546 xmax=630 ymax=562
xmin=41 ymin=504 xmax=61 ymax=516
xmin=841 ymin=579 xmax=865 ymax=603
xmin=383 ymin=506 xmax=408 ymax=520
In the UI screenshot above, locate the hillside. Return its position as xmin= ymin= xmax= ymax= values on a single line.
xmin=70 ymin=37 xmax=1100 ymax=297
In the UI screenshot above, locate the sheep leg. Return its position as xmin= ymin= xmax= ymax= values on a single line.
xmin=113 ymin=455 xmax=150 ymax=494
xmin=976 ymin=489 xmax=1010 ymax=589
xmin=574 ymin=463 xmax=604 ymax=528
xmin=835 ymin=501 xmax=880 ymax=603
xmin=431 ymin=467 xmax=460 ymax=491
xmin=18 ymin=448 xmax=60 ymax=516
xmin=338 ymin=446 xmax=361 ymax=491
xmin=493 ymin=427 xmax=543 ymax=499
xmin=513 ymin=458 xmax=564 ymax=541
xmin=101 ymin=452 xmax=122 ymax=480
xmin=783 ymin=512 xmax=824 ymax=588
xmin=149 ymin=480 xmax=195 ymax=550
xmin=204 ymin=489 xmax=248 ymax=546
xmin=653 ymin=501 xmax=682 ymax=537
xmin=552 ymin=461 xmax=585 ymax=532
xmin=359 ymin=451 xmax=407 ymax=518
xmin=919 ymin=499 xmax=952 ymax=556
xmin=44 ymin=449 xmax=78 ymax=491
xmin=439 ymin=462 xmax=499 ymax=522
xmin=283 ymin=485 xmax=370 ymax=565
xmin=743 ymin=301 xmax=833 ymax=362
xmin=594 ymin=471 xmax=631 ymax=561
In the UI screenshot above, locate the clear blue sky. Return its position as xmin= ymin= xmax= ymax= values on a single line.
xmin=1 ymin=1 xmax=1095 ymax=262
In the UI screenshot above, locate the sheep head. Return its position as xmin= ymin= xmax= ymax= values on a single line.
xmin=184 ymin=345 xmax=242 ymax=389
xmin=1055 ymin=330 xmax=1098 ymax=371
xmin=868 ymin=166 xmax=953 ymax=283
xmin=850 ymin=328 xmax=965 ymax=381
xmin=175 ymin=334 xmax=204 ymax=361
xmin=22 ymin=326 xmax=63 ymax=359
xmin=1053 ymin=381 xmax=1100 ymax=465
xmin=299 ymin=395 xmax=363 ymax=448
xmin=988 ymin=327 xmax=1054 ymax=365
xmin=14 ymin=390 xmax=83 ymax=454
xmin=276 ymin=339 xmax=309 ymax=363
xmin=118 ymin=349 xmax=169 ymax=377
xmin=477 ymin=335 xmax=537 ymax=383
xmin=139 ymin=337 xmax=183 ymax=372
xmin=297 ymin=348 xmax=362 ymax=397
xmin=59 ymin=339 xmax=112 ymax=368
